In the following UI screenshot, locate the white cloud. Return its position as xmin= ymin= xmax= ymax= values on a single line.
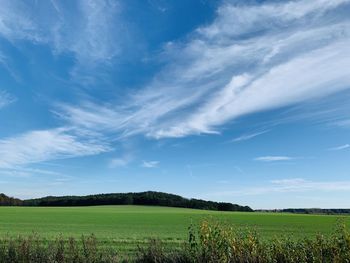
xmin=142 ymin=160 xmax=159 ymax=168
xmin=59 ymin=0 xmax=122 ymax=63
xmin=254 ymin=156 xmax=294 ymax=162
xmin=0 ymin=90 xmax=15 ymax=109
xmin=6 ymin=0 xmax=122 ymax=61
xmin=262 ymin=178 xmax=350 ymax=193
xmin=0 ymin=128 xmax=110 ymax=168
xmin=334 ymin=119 xmax=350 ymax=127
xmin=58 ymin=0 xmax=350 ymax=139
xmin=232 ymin=130 xmax=269 ymax=142
xmin=0 ymin=167 xmax=67 ymax=178
xmin=109 ymin=154 xmax=132 ymax=168
xmin=109 ymin=158 xmax=128 ymax=168
xmin=159 ymin=41 xmax=350 ymax=137
xmin=329 ymin=144 xmax=350 ymax=151
xmin=198 ymin=0 xmax=349 ymax=39
xmin=212 ymin=178 xmax=350 ymax=197
xmin=0 ymin=0 xmax=123 ymax=83
xmin=0 ymin=169 xmax=31 ymax=178
xmin=0 ymin=52 xmax=20 ymax=81
xmin=56 ymin=102 xmax=125 ymax=133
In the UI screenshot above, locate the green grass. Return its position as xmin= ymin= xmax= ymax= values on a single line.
xmin=0 ymin=205 xmax=349 ymax=253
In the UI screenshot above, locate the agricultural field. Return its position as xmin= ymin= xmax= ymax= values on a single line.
xmin=0 ymin=205 xmax=349 ymax=254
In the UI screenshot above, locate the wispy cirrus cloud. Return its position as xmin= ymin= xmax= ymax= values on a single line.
xmin=0 ymin=52 xmax=20 ymax=81
xmin=59 ymin=0 xmax=350 ymax=139
xmin=211 ymin=178 xmax=350 ymax=197
xmin=2 ymin=0 xmax=349 ymax=168
xmin=142 ymin=160 xmax=159 ymax=168
xmin=0 ymin=90 xmax=15 ymax=109
xmin=232 ymin=130 xmax=269 ymax=143
xmin=109 ymin=154 xmax=133 ymax=168
xmin=256 ymin=177 xmax=350 ymax=194
xmin=0 ymin=0 xmax=124 ymax=83
xmin=0 ymin=167 xmax=63 ymax=177
xmin=254 ymin=156 xmax=294 ymax=162
xmin=329 ymin=144 xmax=350 ymax=151
xmin=0 ymin=128 xmax=110 ymax=168
xmin=334 ymin=119 xmax=350 ymax=128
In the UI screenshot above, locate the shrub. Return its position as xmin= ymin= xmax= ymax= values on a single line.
xmin=138 ymin=219 xmax=350 ymax=263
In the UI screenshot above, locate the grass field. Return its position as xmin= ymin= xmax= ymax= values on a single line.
xmin=0 ymin=205 xmax=349 ymax=253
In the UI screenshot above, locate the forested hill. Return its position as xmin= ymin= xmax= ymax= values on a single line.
xmin=0 ymin=193 xmax=22 ymax=206
xmin=2 ymin=192 xmax=349 ymax=214
xmin=0 ymin=191 xmax=253 ymax=212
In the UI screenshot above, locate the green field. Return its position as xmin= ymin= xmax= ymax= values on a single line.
xmin=0 ymin=205 xmax=349 ymax=253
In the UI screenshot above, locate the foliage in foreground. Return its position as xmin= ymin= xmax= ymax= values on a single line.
xmin=137 ymin=220 xmax=350 ymax=263
xmin=0 ymin=220 xmax=350 ymax=263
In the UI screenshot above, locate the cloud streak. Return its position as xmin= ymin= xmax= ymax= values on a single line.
xmin=59 ymin=0 xmax=350 ymax=139
xmin=142 ymin=160 xmax=159 ymax=168
xmin=0 ymin=128 xmax=110 ymax=168
xmin=2 ymin=0 xmax=350 ymax=168
xmin=232 ymin=130 xmax=269 ymax=142
xmin=212 ymin=178 xmax=350 ymax=197
xmin=0 ymin=0 xmax=123 ymax=83
xmin=329 ymin=144 xmax=350 ymax=151
xmin=109 ymin=154 xmax=132 ymax=168
xmin=254 ymin=156 xmax=294 ymax=162
xmin=0 ymin=90 xmax=15 ymax=109
xmin=334 ymin=119 xmax=350 ymax=127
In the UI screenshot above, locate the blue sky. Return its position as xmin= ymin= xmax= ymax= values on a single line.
xmin=0 ymin=0 xmax=350 ymax=209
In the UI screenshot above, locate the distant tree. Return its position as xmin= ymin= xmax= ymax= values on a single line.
xmin=0 ymin=193 xmax=22 ymax=206
xmin=20 ymin=191 xmax=254 ymax=212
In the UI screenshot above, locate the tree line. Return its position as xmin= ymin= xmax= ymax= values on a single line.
xmin=0 ymin=220 xmax=350 ymax=262
xmin=0 ymin=193 xmax=22 ymax=206
xmin=257 ymin=208 xmax=350 ymax=215
xmin=0 ymin=191 xmax=253 ymax=212
xmin=281 ymin=208 xmax=350 ymax=215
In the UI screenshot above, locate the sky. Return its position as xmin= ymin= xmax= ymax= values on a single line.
xmin=0 ymin=0 xmax=350 ymax=209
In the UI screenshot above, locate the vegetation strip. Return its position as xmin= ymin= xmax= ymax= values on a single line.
xmin=0 ymin=192 xmax=252 ymax=212
xmin=0 ymin=220 xmax=350 ymax=262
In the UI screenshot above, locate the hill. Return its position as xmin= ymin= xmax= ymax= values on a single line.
xmin=0 ymin=191 xmax=253 ymax=212
xmin=0 ymin=193 xmax=23 ymax=206
xmin=23 ymin=191 xmax=253 ymax=212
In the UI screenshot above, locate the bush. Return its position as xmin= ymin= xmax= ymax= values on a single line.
xmin=0 ymin=234 xmax=121 ymax=263
xmin=138 ymin=219 xmax=350 ymax=263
